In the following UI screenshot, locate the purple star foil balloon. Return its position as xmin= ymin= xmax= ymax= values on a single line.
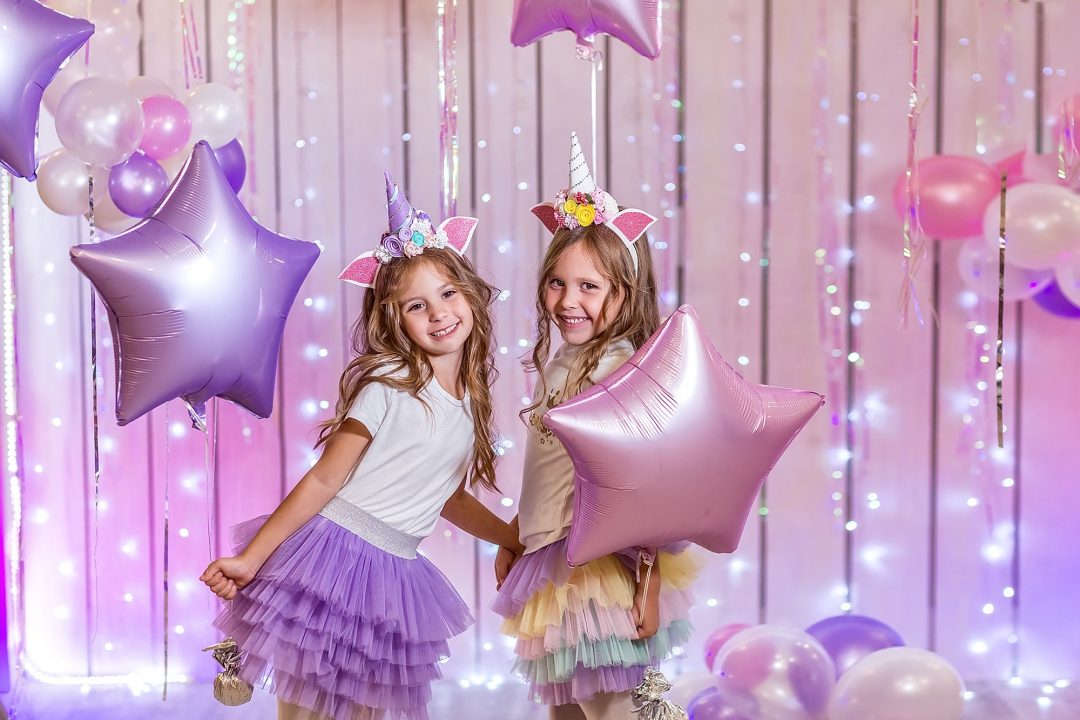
xmin=70 ymin=141 xmax=320 ymax=427
xmin=510 ymin=0 xmax=662 ymax=59
xmin=543 ymin=305 xmax=824 ymax=566
xmin=0 ymin=0 xmax=94 ymax=179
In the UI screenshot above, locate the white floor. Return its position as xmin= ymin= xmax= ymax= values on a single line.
xmin=4 ymin=678 xmax=1078 ymax=719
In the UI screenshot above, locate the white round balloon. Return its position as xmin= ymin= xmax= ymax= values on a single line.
xmin=984 ymin=183 xmax=1080 ymax=270
xmin=36 ymin=150 xmax=109 ymax=216
xmin=186 ymin=83 xmax=244 ymax=148
xmin=1054 ymin=252 xmax=1080 ymax=308
xmin=828 ymin=648 xmax=965 ymax=720
xmin=957 ymin=237 xmax=1052 ymax=301
xmin=127 ymin=75 xmax=175 ymax=101
xmin=55 ymin=77 xmax=145 ymax=167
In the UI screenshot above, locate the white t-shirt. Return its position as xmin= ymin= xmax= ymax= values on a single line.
xmin=335 ymin=373 xmax=474 ymax=537
xmin=518 ymin=339 xmax=635 ymax=554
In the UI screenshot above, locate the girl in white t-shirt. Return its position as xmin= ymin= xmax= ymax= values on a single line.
xmin=492 ymin=134 xmax=699 ymax=720
xmin=201 ymin=172 xmax=523 ymax=720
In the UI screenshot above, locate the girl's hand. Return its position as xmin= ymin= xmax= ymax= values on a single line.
xmin=632 ymin=565 xmax=662 ymax=640
xmin=200 ymin=555 xmax=259 ymax=601
xmin=494 ymin=546 xmax=519 ymax=590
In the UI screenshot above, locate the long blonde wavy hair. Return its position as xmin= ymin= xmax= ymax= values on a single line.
xmin=317 ymin=249 xmax=500 ymax=492
xmin=524 ymin=223 xmax=659 ymax=415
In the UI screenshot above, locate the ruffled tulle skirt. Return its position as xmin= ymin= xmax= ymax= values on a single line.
xmin=492 ymin=538 xmax=698 ymax=706
xmin=212 ymin=498 xmax=473 ymax=720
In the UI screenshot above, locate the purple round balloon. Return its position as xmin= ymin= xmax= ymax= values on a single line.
xmin=70 ymin=142 xmax=320 ymax=427
xmin=1032 ymin=281 xmax=1080 ymax=319
xmin=108 ymin=151 xmax=169 ymax=218
xmin=0 ymin=0 xmax=94 ymax=179
xmin=806 ymin=615 xmax=905 ymax=678
xmin=687 ymin=681 xmax=759 ymax=720
xmin=213 ymin=138 xmax=246 ymax=194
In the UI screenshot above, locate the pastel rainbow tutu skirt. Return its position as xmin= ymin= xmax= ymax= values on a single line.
xmin=212 ymin=497 xmax=473 ymax=720
xmin=492 ymin=538 xmax=698 ymax=706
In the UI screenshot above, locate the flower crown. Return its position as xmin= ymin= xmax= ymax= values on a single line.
xmin=374 ymin=210 xmax=449 ymax=263
xmin=531 ymin=133 xmax=658 ymax=271
xmin=554 ymin=186 xmax=619 ymax=230
xmin=339 ymin=171 xmax=478 ymax=289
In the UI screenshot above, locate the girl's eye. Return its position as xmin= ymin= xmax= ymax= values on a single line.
xmin=408 ymin=303 xmax=423 ymax=312
xmin=442 ymin=289 xmax=457 ymax=299
xmin=582 ymin=282 xmax=599 ymax=291
xmin=548 ymin=278 xmax=565 ymax=288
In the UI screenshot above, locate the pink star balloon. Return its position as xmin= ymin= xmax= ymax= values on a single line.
xmin=543 ymin=305 xmax=824 ymax=566
xmin=510 ymin=0 xmax=662 ymax=60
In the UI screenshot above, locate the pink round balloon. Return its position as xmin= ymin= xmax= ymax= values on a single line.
xmin=705 ymin=623 xmax=752 ymax=673
xmin=542 ymin=306 xmax=823 ymax=567
xmin=139 ymin=95 xmax=192 ymax=160
xmin=891 ymin=155 xmax=1000 ymax=240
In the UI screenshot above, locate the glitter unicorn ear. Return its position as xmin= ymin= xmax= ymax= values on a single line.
xmin=339 ymin=172 xmax=479 ymax=289
xmin=528 ymin=132 xmax=659 ymax=272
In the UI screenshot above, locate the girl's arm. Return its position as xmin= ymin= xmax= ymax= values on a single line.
xmin=441 ymin=483 xmax=525 ymax=553
xmin=201 ymin=420 xmax=372 ymax=600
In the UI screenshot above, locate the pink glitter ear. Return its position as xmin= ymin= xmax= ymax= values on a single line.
xmin=608 ymin=209 xmax=658 ymax=248
xmin=531 ymin=203 xmax=561 ymax=234
xmin=339 ymin=252 xmax=380 ymax=289
xmin=439 ymin=216 xmax=479 ymax=254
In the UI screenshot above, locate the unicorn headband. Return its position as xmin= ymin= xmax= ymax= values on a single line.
xmin=530 ymin=132 xmax=657 ymax=271
xmin=339 ymin=171 xmax=478 ymax=289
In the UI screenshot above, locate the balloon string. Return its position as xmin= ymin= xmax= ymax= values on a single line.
xmin=575 ymin=41 xmax=604 ymax=178
xmin=83 ymin=0 xmax=92 ymax=77
xmin=203 ymin=406 xmax=214 ymax=560
xmin=162 ymin=404 xmax=170 ymax=701
xmin=996 ymin=174 xmax=1006 ymax=449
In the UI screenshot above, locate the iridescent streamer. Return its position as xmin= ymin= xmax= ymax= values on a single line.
xmin=437 ymin=0 xmax=460 ymax=219
xmin=996 ymin=174 xmax=1006 ymax=449
xmin=812 ymin=0 xmax=845 ymax=457
xmin=1058 ymin=101 xmax=1078 ymax=186
xmin=898 ymin=0 xmax=930 ymax=326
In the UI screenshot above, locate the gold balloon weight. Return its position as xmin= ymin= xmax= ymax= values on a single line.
xmin=632 ymin=668 xmax=688 ymax=720
xmin=203 ymin=637 xmax=253 ymax=706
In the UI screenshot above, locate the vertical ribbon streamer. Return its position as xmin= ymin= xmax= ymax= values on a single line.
xmin=162 ymin=404 xmax=171 ymax=700
xmin=996 ymin=175 xmax=1006 ymax=449
xmin=811 ymin=0 xmax=847 ymax=467
xmin=437 ymin=0 xmax=460 ymax=219
xmin=898 ymin=0 xmax=930 ymax=326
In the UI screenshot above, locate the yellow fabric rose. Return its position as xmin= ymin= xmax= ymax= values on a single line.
xmin=575 ymin=204 xmax=596 ymax=226
xmin=563 ymin=199 xmax=578 ymax=215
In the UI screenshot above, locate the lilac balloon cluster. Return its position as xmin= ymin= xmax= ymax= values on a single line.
xmin=685 ymin=616 xmax=965 ymax=720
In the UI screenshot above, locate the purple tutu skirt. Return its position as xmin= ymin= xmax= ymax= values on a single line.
xmin=213 ymin=497 xmax=473 ymax=720
xmin=492 ymin=538 xmax=698 ymax=706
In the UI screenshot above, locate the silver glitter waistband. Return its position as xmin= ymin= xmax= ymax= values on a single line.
xmin=318 ymin=497 xmax=422 ymax=559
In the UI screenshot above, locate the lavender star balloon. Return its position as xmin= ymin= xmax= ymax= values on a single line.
xmin=510 ymin=0 xmax=662 ymax=59
xmin=543 ymin=305 xmax=824 ymax=566
xmin=70 ymin=141 xmax=320 ymax=427
xmin=0 ymin=0 xmax=94 ymax=179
